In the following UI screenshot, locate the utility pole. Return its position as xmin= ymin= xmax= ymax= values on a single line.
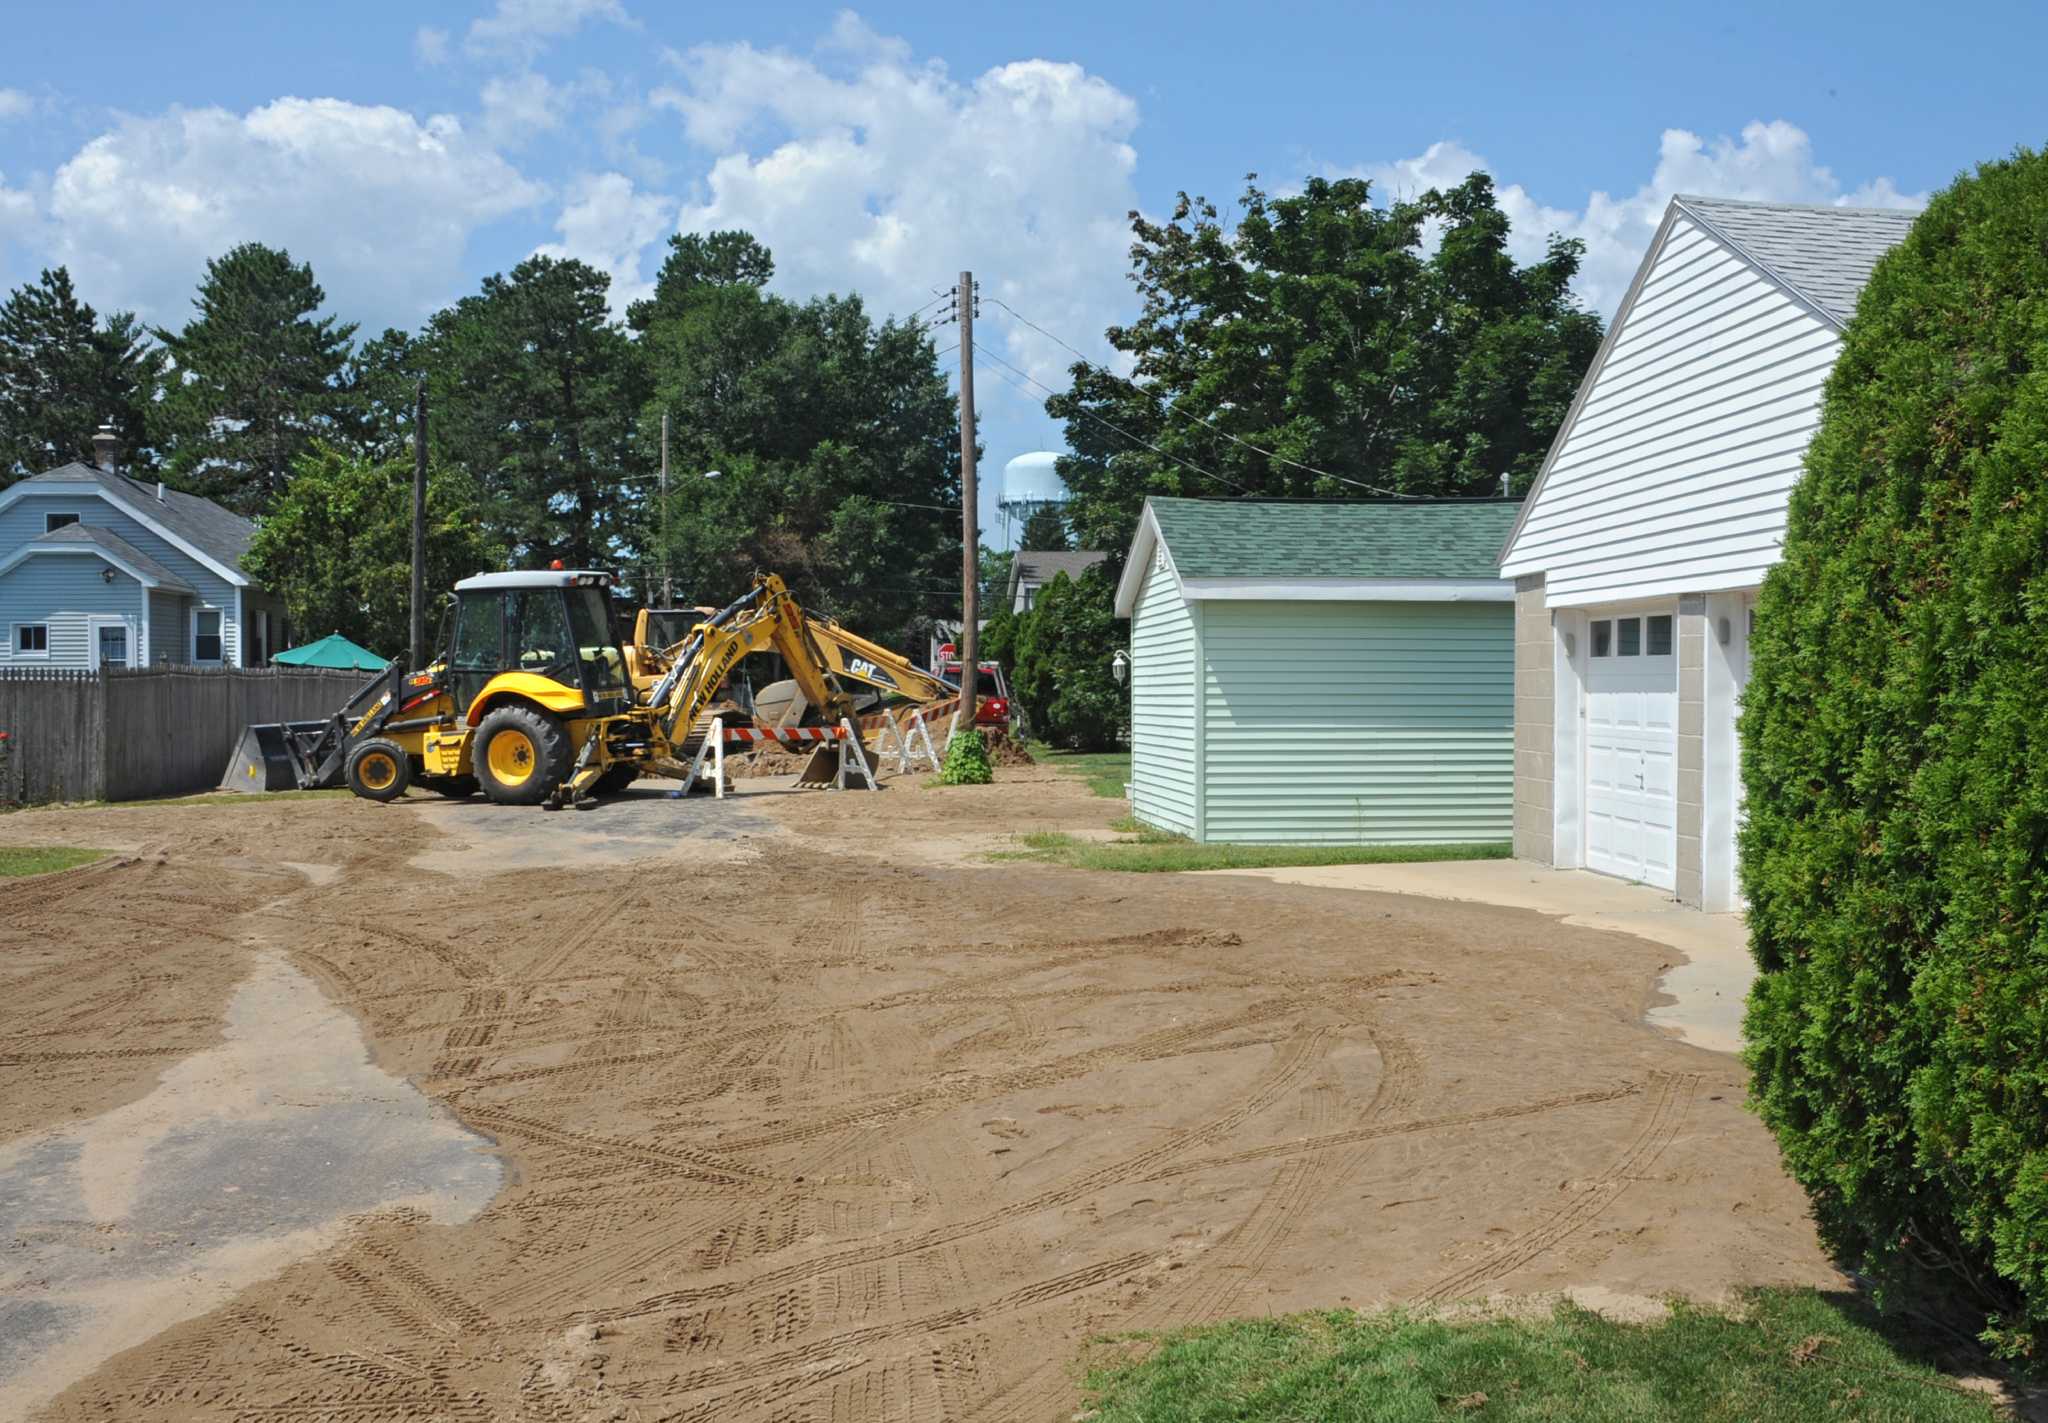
xmin=955 ymin=271 xmax=980 ymax=732
xmin=410 ymin=380 xmax=427 ymax=670
xmin=660 ymin=411 xmax=672 ymax=606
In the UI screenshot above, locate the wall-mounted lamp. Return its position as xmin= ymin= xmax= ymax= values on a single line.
xmin=1111 ymin=649 xmax=1130 ymax=686
xmin=1717 ymin=616 xmax=1732 ymax=646
xmin=100 ymin=567 xmax=116 ymax=585
xmin=1562 ymin=631 xmax=1576 ymax=658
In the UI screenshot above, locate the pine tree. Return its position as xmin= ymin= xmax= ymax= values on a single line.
xmin=419 ymin=255 xmax=648 ymax=567
xmin=0 ymin=267 xmax=164 ymax=484
xmin=157 ymin=243 xmax=356 ymax=515
xmin=1018 ymin=504 xmax=1071 ymax=551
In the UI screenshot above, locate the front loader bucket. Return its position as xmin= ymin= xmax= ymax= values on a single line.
xmin=219 ymin=721 xmax=335 ymax=792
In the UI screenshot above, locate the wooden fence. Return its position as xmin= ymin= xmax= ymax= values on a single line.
xmin=0 ymin=666 xmax=368 ymax=805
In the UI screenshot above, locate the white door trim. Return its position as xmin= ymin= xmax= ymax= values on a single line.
xmin=86 ymin=613 xmax=136 ymax=670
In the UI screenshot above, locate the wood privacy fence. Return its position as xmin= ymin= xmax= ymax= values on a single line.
xmin=0 ymin=666 xmax=368 ymax=805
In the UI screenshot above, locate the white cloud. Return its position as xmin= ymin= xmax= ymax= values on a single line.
xmin=480 ymin=71 xmax=564 ymax=147
xmin=0 ymin=89 xmax=34 ymax=122
xmin=465 ymin=0 xmax=632 ymax=62
xmin=414 ymin=27 xmax=450 ymax=65
xmin=1346 ymin=120 xmax=1925 ymax=316
xmin=41 ymin=98 xmax=545 ymax=327
xmin=533 ymin=170 xmax=672 ymax=312
xmin=653 ymin=14 xmax=1142 ymax=416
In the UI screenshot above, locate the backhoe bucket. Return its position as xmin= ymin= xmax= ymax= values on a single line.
xmin=794 ymin=743 xmax=839 ymax=787
xmin=219 ymin=721 xmax=334 ymax=792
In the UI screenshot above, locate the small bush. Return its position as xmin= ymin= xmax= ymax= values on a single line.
xmin=1740 ymin=148 xmax=2048 ymax=1355
xmin=936 ymin=727 xmax=994 ymax=785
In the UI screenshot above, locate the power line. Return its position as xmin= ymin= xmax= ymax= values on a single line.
xmin=969 ymin=346 xmax=1252 ymax=497
xmin=983 ymin=295 xmax=1407 ymax=498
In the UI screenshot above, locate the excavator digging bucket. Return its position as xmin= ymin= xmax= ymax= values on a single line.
xmin=794 ymin=742 xmax=839 ymax=787
xmin=219 ymin=721 xmax=327 ymax=792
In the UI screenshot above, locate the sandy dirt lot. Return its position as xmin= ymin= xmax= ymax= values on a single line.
xmin=0 ymin=765 xmax=1839 ymax=1421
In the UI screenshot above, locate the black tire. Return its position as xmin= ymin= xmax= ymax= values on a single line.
xmin=344 ymin=738 xmax=411 ymax=802
xmin=473 ymin=704 xmax=571 ymax=806
xmin=419 ymin=774 xmax=479 ymax=799
xmin=593 ymin=763 xmax=640 ymax=795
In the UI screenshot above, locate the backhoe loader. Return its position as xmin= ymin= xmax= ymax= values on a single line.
xmin=228 ymin=571 xmax=864 ymax=808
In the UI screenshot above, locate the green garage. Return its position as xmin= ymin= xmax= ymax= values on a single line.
xmin=1115 ymin=497 xmax=1520 ymax=845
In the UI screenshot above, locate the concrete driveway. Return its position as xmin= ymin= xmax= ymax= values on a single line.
xmin=1204 ymin=860 xmax=1754 ymax=1055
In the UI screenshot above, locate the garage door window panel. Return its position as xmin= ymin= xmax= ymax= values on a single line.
xmin=1591 ymin=620 xmax=1612 ymax=657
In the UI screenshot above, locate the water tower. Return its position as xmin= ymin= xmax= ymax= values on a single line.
xmin=997 ymin=451 xmax=1068 ymax=547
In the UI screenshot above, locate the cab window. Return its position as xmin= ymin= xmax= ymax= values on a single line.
xmin=568 ymin=586 xmax=624 ymax=695
xmin=511 ymin=589 xmax=574 ymax=680
xmin=452 ymin=593 xmax=504 ymax=670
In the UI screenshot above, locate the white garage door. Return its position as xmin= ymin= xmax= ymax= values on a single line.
xmin=1583 ymin=611 xmax=1677 ymax=890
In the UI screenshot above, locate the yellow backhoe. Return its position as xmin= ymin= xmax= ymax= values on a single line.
xmin=226 ymin=571 xmax=860 ymax=808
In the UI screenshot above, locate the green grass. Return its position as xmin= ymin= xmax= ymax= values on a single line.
xmin=992 ymin=828 xmax=1511 ymax=874
xmin=1030 ymin=743 xmax=1131 ymax=799
xmin=1081 ymin=1290 xmax=2003 ymax=1422
xmin=0 ymin=846 xmax=110 ymax=876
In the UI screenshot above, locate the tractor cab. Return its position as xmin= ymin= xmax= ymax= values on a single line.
xmin=446 ymin=569 xmax=631 ymax=720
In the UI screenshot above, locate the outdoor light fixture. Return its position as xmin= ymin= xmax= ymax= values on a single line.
xmin=1717 ymin=616 xmax=1732 ymax=646
xmin=1111 ymin=649 xmax=1130 ymax=686
xmin=100 ymin=567 xmax=116 ymax=585
xmin=1563 ymin=631 xmax=1576 ymax=657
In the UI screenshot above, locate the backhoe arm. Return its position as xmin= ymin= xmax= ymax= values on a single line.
xmin=650 ymin=575 xmax=853 ymax=744
xmin=803 ymin=617 xmax=957 ymax=704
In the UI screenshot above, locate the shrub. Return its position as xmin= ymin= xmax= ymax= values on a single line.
xmin=1011 ymin=567 xmax=1126 ymax=751
xmin=936 ymin=727 xmax=994 ymax=785
xmin=1740 ymin=149 xmax=2048 ymax=1356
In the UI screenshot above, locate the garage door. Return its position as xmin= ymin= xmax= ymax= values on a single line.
xmin=1583 ymin=611 xmax=1677 ymax=890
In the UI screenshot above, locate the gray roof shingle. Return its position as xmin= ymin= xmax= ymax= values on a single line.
xmin=1150 ymin=497 xmax=1520 ymax=580
xmin=32 ymin=521 xmax=196 ymax=592
xmin=1010 ymin=549 xmax=1107 ymax=594
xmin=1675 ymin=195 xmax=1920 ymax=326
xmin=16 ymin=462 xmax=256 ymax=577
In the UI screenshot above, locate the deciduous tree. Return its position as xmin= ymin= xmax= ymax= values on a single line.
xmin=243 ymin=443 xmax=504 ymax=660
xmin=1048 ymin=173 xmax=1602 ymax=557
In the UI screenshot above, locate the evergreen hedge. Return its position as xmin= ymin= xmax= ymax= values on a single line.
xmin=1012 ymin=568 xmax=1127 ymax=751
xmin=1740 ymin=149 xmax=2048 ymax=1355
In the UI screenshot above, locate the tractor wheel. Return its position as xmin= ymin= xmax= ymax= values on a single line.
xmin=594 ymin=763 xmax=640 ymax=795
xmin=420 ymin=774 xmax=479 ymax=799
xmin=345 ymin=738 xmax=411 ymax=802
xmin=474 ymin=705 xmax=571 ymax=806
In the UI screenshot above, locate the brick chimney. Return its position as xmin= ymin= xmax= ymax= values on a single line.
xmin=91 ymin=423 xmax=119 ymax=475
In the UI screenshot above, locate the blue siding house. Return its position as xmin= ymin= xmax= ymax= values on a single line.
xmin=0 ymin=433 xmax=287 ymax=670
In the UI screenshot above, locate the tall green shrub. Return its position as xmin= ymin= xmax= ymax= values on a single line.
xmin=1740 ymin=149 xmax=2048 ymax=1356
xmin=1011 ymin=568 xmax=1126 ymax=750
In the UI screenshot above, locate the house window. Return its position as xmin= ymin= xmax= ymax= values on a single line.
xmin=14 ymin=624 xmax=49 ymax=656
xmin=1616 ymin=617 xmax=1642 ymax=657
xmin=45 ymin=513 xmax=80 ymax=532
xmin=1590 ymin=620 xmax=1612 ymax=657
xmin=1646 ymin=614 xmax=1674 ymax=657
xmin=194 ymin=608 xmax=223 ymax=663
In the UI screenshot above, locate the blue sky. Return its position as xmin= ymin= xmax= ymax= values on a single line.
xmin=2 ymin=0 xmax=2042 ymax=541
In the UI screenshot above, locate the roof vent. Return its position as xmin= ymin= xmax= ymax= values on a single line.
xmin=157 ymin=481 xmax=166 ymax=502
xmin=91 ymin=423 xmax=119 ymax=474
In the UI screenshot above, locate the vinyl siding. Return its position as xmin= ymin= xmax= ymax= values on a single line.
xmin=1128 ymin=555 xmax=1199 ymax=835
xmin=0 ymin=557 xmax=144 ymax=668
xmin=1200 ymin=601 xmax=1513 ymax=844
xmin=148 ymin=589 xmax=187 ymax=666
xmin=0 ymin=490 xmax=244 ymax=663
xmin=1501 ymin=213 xmax=1838 ymax=607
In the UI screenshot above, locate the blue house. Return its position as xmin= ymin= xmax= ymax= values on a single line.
xmin=0 ymin=432 xmax=286 ymax=670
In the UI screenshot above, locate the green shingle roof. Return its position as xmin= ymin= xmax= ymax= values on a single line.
xmin=1148 ymin=497 xmax=1521 ymax=580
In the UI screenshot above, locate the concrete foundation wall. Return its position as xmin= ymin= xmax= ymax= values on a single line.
xmin=1512 ymin=574 xmax=1553 ymax=863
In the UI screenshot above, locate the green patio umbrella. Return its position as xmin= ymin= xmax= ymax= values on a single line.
xmin=272 ymin=632 xmax=388 ymax=671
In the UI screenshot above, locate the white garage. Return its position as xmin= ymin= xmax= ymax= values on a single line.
xmin=1499 ymin=194 xmax=1917 ymax=909
xmin=1580 ymin=609 xmax=1677 ymax=889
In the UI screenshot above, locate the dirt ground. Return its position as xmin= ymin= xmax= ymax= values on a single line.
xmin=0 ymin=764 xmax=1841 ymax=1421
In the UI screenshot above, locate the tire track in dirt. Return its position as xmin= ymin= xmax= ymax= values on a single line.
xmin=1140 ymin=1082 xmax=1644 ymax=1185
xmin=1414 ymin=1071 xmax=1701 ymax=1305
xmin=554 ymin=1025 xmax=1337 ymax=1330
